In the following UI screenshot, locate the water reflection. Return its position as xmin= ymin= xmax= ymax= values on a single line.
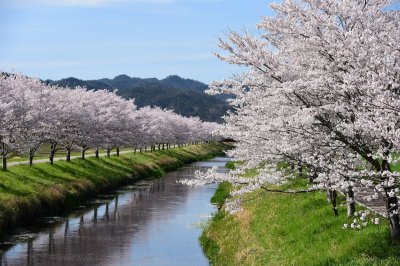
xmin=0 ymin=157 xmax=229 ymax=266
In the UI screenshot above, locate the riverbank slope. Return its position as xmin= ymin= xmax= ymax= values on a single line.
xmin=201 ymin=174 xmax=400 ymax=265
xmin=0 ymin=143 xmax=228 ymax=238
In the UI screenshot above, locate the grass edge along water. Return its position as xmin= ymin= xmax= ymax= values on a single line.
xmin=0 ymin=142 xmax=230 ymax=239
xmin=200 ymin=163 xmax=400 ymax=266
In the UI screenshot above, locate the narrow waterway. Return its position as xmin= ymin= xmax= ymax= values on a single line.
xmin=0 ymin=157 xmax=230 ymax=266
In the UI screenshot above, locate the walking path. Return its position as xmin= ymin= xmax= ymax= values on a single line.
xmin=354 ymin=187 xmax=388 ymax=217
xmin=8 ymin=150 xmax=135 ymax=167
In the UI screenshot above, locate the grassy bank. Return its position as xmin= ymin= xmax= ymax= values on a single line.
xmin=201 ymin=171 xmax=400 ymax=265
xmin=0 ymin=142 xmax=228 ymax=238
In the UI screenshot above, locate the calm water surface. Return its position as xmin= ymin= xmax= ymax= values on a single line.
xmin=0 ymin=157 xmax=230 ymax=266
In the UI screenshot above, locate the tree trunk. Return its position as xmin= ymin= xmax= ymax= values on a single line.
xmin=29 ymin=148 xmax=35 ymax=166
xmin=107 ymin=149 xmax=111 ymax=158
xmin=29 ymin=154 xmax=34 ymax=166
xmin=386 ymin=189 xmax=400 ymax=240
xmin=308 ymin=166 xmax=317 ymax=183
xmin=158 ymin=144 xmax=161 ymax=151
xmin=346 ymin=186 xmax=355 ymax=217
xmin=50 ymin=153 xmax=54 ymax=164
xmin=389 ymin=214 xmax=400 ymax=240
xmin=95 ymin=147 xmax=99 ymax=158
xmin=329 ymin=190 xmax=339 ymax=216
xmin=49 ymin=142 xmax=57 ymax=165
xmin=2 ymin=155 xmax=6 ymax=171
xmin=116 ymin=147 xmax=120 ymax=156
xmin=66 ymin=147 xmax=71 ymax=162
xmin=81 ymin=148 xmax=86 ymax=160
xmin=162 ymin=143 xmax=165 ymax=150
xmin=297 ymin=161 xmax=303 ymax=177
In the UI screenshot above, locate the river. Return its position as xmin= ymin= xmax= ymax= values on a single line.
xmin=0 ymin=156 xmax=230 ymax=266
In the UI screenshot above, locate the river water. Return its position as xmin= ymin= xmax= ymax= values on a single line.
xmin=0 ymin=157 xmax=230 ymax=266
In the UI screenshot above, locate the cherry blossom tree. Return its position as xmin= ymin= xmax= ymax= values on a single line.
xmin=0 ymin=74 xmax=45 ymax=170
xmin=186 ymin=0 xmax=400 ymax=239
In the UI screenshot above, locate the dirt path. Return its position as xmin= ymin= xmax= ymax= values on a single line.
xmin=354 ymin=187 xmax=388 ymax=217
xmin=8 ymin=150 xmax=135 ymax=167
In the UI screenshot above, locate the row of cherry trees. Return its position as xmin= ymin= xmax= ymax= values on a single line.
xmin=0 ymin=73 xmax=222 ymax=171
xmin=185 ymin=0 xmax=400 ymax=239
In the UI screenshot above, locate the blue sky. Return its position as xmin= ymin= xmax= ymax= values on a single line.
xmin=0 ymin=0 xmax=274 ymax=83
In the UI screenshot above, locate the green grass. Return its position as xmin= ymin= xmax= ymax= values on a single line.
xmin=0 ymin=142 xmax=229 ymax=239
xmin=225 ymin=161 xmax=235 ymax=170
xmin=210 ymin=182 xmax=232 ymax=209
xmin=201 ymin=177 xmax=400 ymax=266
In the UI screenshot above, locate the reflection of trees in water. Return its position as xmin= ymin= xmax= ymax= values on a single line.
xmin=64 ymin=219 xmax=69 ymax=236
xmin=48 ymin=228 xmax=55 ymax=254
xmin=93 ymin=206 xmax=98 ymax=224
xmin=0 ymin=160 xmax=228 ymax=265
xmin=114 ymin=195 xmax=118 ymax=220
xmin=27 ymin=238 xmax=33 ymax=266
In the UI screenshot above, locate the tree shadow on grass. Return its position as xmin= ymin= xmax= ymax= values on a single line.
xmin=94 ymin=157 xmax=135 ymax=175
xmin=158 ymin=149 xmax=199 ymax=163
xmin=21 ymin=165 xmax=76 ymax=184
xmin=0 ymin=171 xmax=36 ymax=197
xmin=48 ymin=157 xmax=134 ymax=188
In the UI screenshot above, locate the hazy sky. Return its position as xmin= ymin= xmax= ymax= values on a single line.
xmin=0 ymin=0 xmax=274 ymax=83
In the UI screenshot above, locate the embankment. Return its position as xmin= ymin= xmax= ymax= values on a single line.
xmin=201 ymin=168 xmax=400 ymax=265
xmin=0 ymin=143 xmax=228 ymax=238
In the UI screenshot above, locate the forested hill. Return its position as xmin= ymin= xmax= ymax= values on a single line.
xmin=47 ymin=75 xmax=229 ymax=122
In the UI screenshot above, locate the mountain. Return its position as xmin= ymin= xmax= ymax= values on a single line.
xmin=48 ymin=75 xmax=230 ymax=122
xmin=96 ymin=74 xmax=209 ymax=93
xmin=160 ymin=75 xmax=208 ymax=93
xmin=117 ymin=84 xmax=228 ymax=122
xmin=46 ymin=77 xmax=112 ymax=91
